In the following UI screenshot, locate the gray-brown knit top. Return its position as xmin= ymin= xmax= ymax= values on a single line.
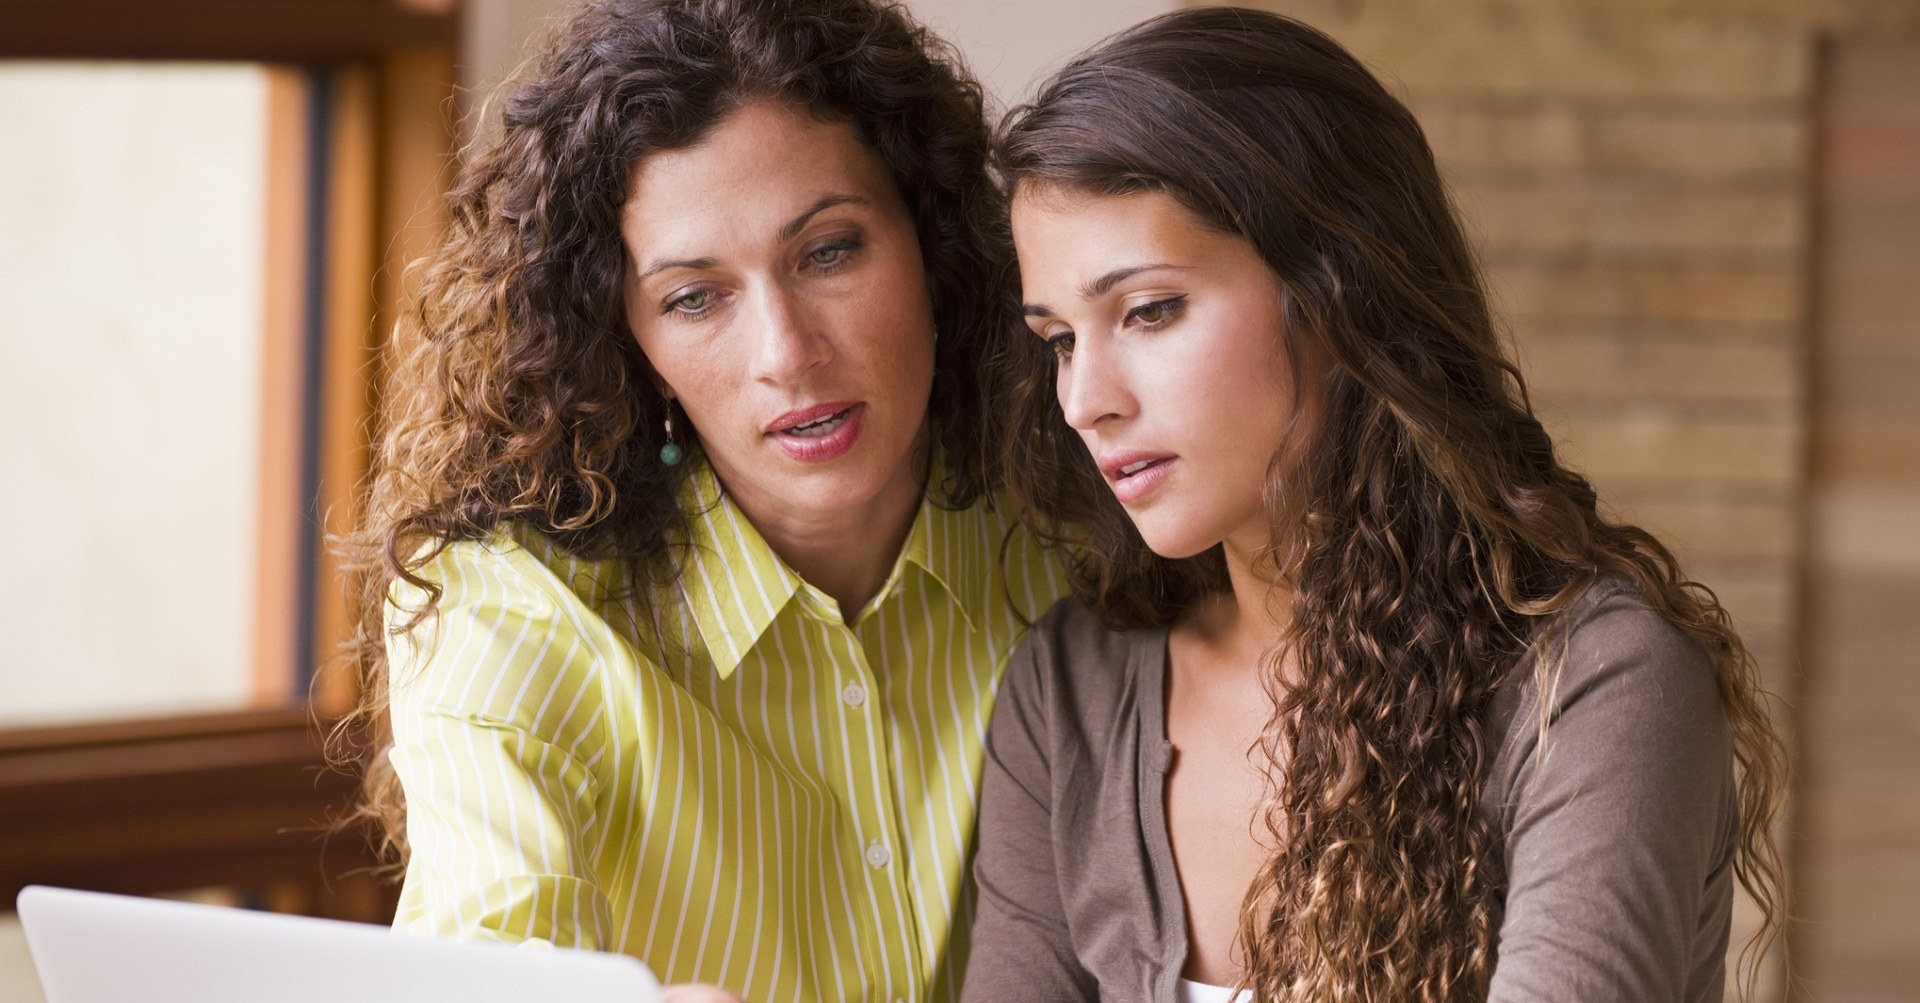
xmin=963 ymin=579 xmax=1737 ymax=1002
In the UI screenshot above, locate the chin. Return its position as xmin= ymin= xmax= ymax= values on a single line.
xmin=1131 ymin=514 xmax=1222 ymax=561
xmin=783 ymin=434 xmax=910 ymax=498
xmin=790 ymin=458 xmax=888 ymax=500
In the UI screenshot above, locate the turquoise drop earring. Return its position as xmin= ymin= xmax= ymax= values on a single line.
xmin=659 ymin=407 xmax=683 ymax=466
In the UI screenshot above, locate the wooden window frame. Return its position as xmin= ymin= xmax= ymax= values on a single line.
xmin=0 ymin=0 xmax=457 ymax=922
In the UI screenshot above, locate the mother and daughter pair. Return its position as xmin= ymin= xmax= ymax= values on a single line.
xmin=346 ymin=0 xmax=1788 ymax=1000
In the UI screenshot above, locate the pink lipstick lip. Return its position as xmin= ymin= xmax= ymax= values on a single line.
xmin=1097 ymin=451 xmax=1177 ymax=482
xmin=766 ymin=400 xmax=861 ymax=434
xmin=770 ymin=402 xmax=864 ymax=463
xmin=1101 ymin=453 xmax=1178 ymax=505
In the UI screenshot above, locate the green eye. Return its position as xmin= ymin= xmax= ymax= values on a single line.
xmin=805 ymin=236 xmax=861 ymax=272
xmin=667 ymin=289 xmax=712 ymax=315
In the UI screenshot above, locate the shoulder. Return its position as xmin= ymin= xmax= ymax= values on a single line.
xmin=1538 ymin=578 xmax=1723 ymax=726
xmin=1487 ymin=577 xmax=1735 ymax=815
xmin=1022 ymin=594 xmax=1146 ymax=664
xmin=987 ymin=596 xmax=1159 ymax=797
xmin=1000 ymin=595 xmax=1158 ymax=729
xmin=1483 ymin=580 xmax=1744 ymax=998
xmin=391 ymin=522 xmax=626 ymax=617
xmin=384 ymin=523 xmax=634 ymax=700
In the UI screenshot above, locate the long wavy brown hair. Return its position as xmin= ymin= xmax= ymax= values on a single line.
xmin=335 ymin=0 xmax=1015 ymax=865
xmin=991 ymin=8 xmax=1788 ymax=1000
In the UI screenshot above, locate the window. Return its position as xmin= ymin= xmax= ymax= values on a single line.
xmin=0 ymin=6 xmax=460 ymax=984
xmin=0 ymin=62 xmax=280 ymax=728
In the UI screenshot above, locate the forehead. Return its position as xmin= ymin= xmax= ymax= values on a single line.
xmin=1011 ymin=187 xmax=1215 ymax=276
xmin=622 ymin=100 xmax=898 ymax=250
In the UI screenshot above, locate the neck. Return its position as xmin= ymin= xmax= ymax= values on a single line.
xmin=728 ymin=426 xmax=931 ymax=621
xmin=1186 ymin=520 xmax=1294 ymax=664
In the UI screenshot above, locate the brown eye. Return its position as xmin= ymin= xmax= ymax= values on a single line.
xmin=1124 ymin=295 xmax=1186 ymax=329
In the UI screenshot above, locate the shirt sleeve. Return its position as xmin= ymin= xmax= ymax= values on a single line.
xmin=1487 ymin=595 xmax=1737 ymax=1001
xmin=384 ymin=538 xmax=618 ymax=951
xmin=963 ymin=634 xmax=1099 ymax=1002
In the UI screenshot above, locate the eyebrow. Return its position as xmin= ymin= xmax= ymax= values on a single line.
xmin=636 ymin=192 xmax=873 ymax=283
xmin=637 ymin=255 xmax=718 ymax=282
xmin=779 ymin=192 xmax=870 ymax=242
xmin=1022 ymin=263 xmax=1190 ymax=318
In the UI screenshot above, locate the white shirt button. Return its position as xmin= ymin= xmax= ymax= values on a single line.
xmin=841 ymin=682 xmax=867 ymax=708
xmin=864 ymin=840 xmax=891 ymax=868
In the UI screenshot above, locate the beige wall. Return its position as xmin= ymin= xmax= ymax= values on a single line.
xmin=905 ymin=0 xmax=1173 ymax=109
xmin=457 ymin=0 xmax=1176 ymax=116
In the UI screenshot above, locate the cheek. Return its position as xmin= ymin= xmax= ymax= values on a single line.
xmin=836 ymin=261 xmax=936 ymax=377
xmin=1171 ymin=315 xmax=1295 ymax=467
xmin=634 ymin=324 xmax=749 ymax=418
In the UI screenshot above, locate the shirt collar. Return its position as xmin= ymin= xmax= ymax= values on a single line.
xmin=896 ymin=463 xmax=999 ymax=637
xmin=675 ymin=459 xmax=803 ymax=681
xmin=675 ymin=448 xmax=1000 ymax=680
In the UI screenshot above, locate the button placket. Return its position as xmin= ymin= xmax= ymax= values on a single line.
xmin=831 ymin=623 xmax=927 ymax=996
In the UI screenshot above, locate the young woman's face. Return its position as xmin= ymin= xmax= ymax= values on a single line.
xmin=1012 ymin=187 xmax=1300 ymax=559
xmin=622 ymin=99 xmax=935 ymax=516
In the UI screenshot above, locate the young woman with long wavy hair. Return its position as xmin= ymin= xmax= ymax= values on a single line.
xmin=339 ymin=1 xmax=1067 ymax=999
xmin=964 ymin=8 xmax=1788 ymax=1001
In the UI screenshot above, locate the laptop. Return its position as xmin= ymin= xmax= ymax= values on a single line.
xmin=17 ymin=885 xmax=661 ymax=1003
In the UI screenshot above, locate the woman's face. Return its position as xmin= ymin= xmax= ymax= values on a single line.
xmin=621 ymin=99 xmax=935 ymax=518
xmin=1011 ymin=187 xmax=1300 ymax=559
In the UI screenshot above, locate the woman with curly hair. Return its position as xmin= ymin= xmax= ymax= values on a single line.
xmin=343 ymin=0 xmax=1066 ymax=999
xmin=965 ymin=8 xmax=1788 ymax=1002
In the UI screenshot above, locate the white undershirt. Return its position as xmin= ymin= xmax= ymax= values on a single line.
xmin=1177 ymin=978 xmax=1254 ymax=1003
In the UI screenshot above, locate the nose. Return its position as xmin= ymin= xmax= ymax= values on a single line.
xmin=1057 ymin=337 xmax=1134 ymax=431
xmin=748 ymin=282 xmax=831 ymax=385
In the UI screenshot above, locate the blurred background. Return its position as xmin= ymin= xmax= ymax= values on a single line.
xmin=0 ymin=0 xmax=1914 ymax=999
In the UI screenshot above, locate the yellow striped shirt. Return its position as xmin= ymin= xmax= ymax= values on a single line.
xmin=385 ymin=454 xmax=1067 ymax=1001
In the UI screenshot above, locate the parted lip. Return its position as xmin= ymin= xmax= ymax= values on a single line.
xmin=765 ymin=400 xmax=860 ymax=434
xmin=1096 ymin=450 xmax=1176 ymax=482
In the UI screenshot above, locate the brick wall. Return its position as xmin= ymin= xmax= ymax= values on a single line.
xmin=1241 ymin=0 xmax=1812 ymax=687
xmin=1799 ymin=35 xmax=1920 ymax=1003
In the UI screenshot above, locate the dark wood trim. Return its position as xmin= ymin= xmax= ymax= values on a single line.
xmin=310 ymin=64 xmax=381 ymax=715
xmin=0 ymin=707 xmax=314 ymax=756
xmin=0 ymin=1 xmax=457 ymax=63
xmin=308 ymin=43 xmax=459 ymax=717
xmin=0 ymin=709 xmax=395 ymax=922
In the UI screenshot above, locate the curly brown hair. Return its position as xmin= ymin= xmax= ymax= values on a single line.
xmin=337 ymin=0 xmax=1015 ymax=864
xmin=991 ymin=7 xmax=1788 ymax=1000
